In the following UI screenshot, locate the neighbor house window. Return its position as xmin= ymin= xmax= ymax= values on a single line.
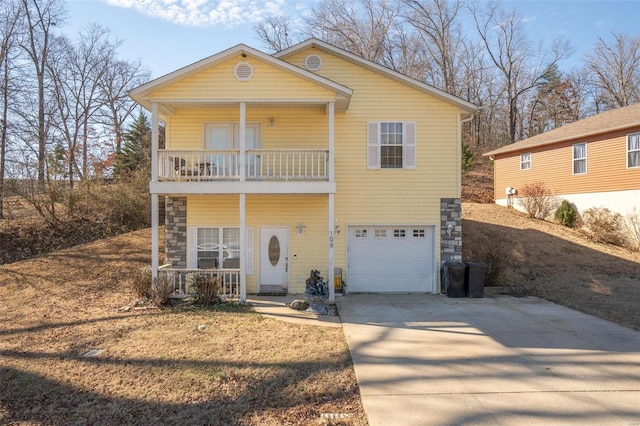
xmin=628 ymin=133 xmax=640 ymax=168
xmin=573 ymin=143 xmax=587 ymax=174
xmin=195 ymin=227 xmax=240 ymax=269
xmin=520 ymin=153 xmax=531 ymax=170
xmin=367 ymin=122 xmax=416 ymax=169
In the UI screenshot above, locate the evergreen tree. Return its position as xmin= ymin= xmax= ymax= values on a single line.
xmin=113 ymin=111 xmax=151 ymax=178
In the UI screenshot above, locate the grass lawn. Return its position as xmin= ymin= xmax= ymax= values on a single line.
xmin=0 ymin=229 xmax=366 ymax=425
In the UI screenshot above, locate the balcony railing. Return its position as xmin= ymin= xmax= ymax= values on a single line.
xmin=157 ymin=149 xmax=329 ymax=182
xmin=158 ymin=266 xmax=240 ymax=299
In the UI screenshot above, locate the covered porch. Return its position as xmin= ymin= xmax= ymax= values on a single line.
xmin=147 ymin=102 xmax=339 ymax=303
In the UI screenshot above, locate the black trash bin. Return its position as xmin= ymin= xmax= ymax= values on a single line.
xmin=465 ymin=262 xmax=486 ymax=298
xmin=442 ymin=261 xmax=466 ymax=298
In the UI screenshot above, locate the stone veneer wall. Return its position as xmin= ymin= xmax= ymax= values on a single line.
xmin=165 ymin=197 xmax=187 ymax=268
xmin=440 ymin=198 xmax=462 ymax=263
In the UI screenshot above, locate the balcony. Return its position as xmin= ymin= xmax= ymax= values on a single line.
xmin=158 ymin=149 xmax=329 ymax=182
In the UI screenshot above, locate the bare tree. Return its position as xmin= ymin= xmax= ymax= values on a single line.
xmin=254 ymin=16 xmax=300 ymax=53
xmin=0 ymin=0 xmax=22 ymax=219
xmin=401 ymin=0 xmax=464 ymax=95
xmin=19 ymin=0 xmax=66 ymax=187
xmin=470 ymin=1 xmax=572 ymax=144
xmin=305 ymin=0 xmax=404 ymax=67
xmin=97 ymin=58 xmax=150 ymax=154
xmin=458 ymin=39 xmax=504 ymax=148
xmin=47 ymin=24 xmax=119 ymax=187
xmin=586 ymin=32 xmax=640 ymax=110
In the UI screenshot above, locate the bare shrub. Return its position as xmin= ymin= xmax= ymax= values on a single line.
xmin=582 ymin=207 xmax=624 ymax=245
xmin=623 ymin=208 xmax=640 ymax=251
xmin=518 ymin=181 xmax=560 ymax=219
xmin=466 ymin=237 xmax=508 ymax=286
xmin=153 ymin=275 xmax=173 ymax=306
xmin=188 ymin=274 xmax=221 ymax=306
xmin=133 ymin=266 xmax=153 ymax=298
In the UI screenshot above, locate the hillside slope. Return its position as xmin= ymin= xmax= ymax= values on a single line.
xmin=463 ymin=203 xmax=640 ymax=330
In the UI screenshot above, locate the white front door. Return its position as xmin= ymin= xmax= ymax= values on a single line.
xmin=259 ymin=227 xmax=289 ymax=292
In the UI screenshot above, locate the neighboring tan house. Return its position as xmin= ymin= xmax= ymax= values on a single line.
xmin=128 ymin=38 xmax=477 ymax=302
xmin=484 ymin=103 xmax=640 ymax=216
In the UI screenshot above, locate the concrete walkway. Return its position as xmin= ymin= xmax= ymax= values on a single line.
xmin=336 ymin=294 xmax=640 ymax=426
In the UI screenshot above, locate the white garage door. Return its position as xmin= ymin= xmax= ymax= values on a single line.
xmin=347 ymin=225 xmax=435 ymax=293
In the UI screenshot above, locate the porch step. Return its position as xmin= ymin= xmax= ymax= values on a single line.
xmin=257 ymin=292 xmax=288 ymax=297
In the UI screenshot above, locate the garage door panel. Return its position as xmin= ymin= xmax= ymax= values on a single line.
xmin=347 ymin=226 xmax=435 ymax=293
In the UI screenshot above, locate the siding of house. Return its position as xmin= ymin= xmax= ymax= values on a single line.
xmin=188 ymin=195 xmax=328 ymax=293
xmin=284 ymin=48 xmax=461 ymax=274
xmin=494 ymin=127 xmax=640 ymax=212
xmin=150 ymin=55 xmax=336 ymax=101
xmin=165 ymin=107 xmax=329 ymax=150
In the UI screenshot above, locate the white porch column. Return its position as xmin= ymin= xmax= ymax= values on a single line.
xmin=239 ymin=193 xmax=247 ymax=302
xmin=328 ymin=101 xmax=335 ymax=302
xmin=151 ymin=102 xmax=159 ymax=183
xmin=151 ymin=194 xmax=159 ymax=288
xmin=239 ymin=102 xmax=246 ymax=182
xmin=151 ymin=102 xmax=160 ymax=287
xmin=328 ymin=193 xmax=335 ymax=302
xmin=328 ymin=101 xmax=335 ymax=182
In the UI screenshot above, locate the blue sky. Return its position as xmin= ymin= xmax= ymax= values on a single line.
xmin=65 ymin=0 xmax=640 ymax=79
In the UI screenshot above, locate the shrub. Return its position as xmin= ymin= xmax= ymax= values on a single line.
xmin=554 ymin=200 xmax=578 ymax=228
xmin=133 ymin=266 xmax=153 ymax=298
xmin=623 ymin=208 xmax=640 ymax=252
xmin=582 ymin=207 xmax=624 ymax=245
xmin=462 ymin=144 xmax=474 ymax=174
xmin=153 ymin=275 xmax=174 ymax=306
xmin=187 ymin=274 xmax=221 ymax=306
xmin=518 ymin=181 xmax=560 ymax=220
xmin=466 ymin=237 xmax=508 ymax=286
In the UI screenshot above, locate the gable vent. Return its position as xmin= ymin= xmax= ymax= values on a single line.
xmin=304 ymin=54 xmax=322 ymax=71
xmin=234 ymin=62 xmax=253 ymax=81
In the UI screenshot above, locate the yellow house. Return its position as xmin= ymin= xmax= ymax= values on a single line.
xmin=128 ymin=38 xmax=477 ymax=302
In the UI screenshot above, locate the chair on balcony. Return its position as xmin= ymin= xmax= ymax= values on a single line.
xmin=171 ymin=157 xmax=186 ymax=174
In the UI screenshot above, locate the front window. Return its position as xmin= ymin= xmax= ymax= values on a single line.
xmin=628 ymin=133 xmax=640 ymax=168
xmin=520 ymin=153 xmax=531 ymax=170
xmin=380 ymin=122 xmax=404 ymax=168
xmin=196 ymin=227 xmax=239 ymax=269
xmin=573 ymin=143 xmax=587 ymax=175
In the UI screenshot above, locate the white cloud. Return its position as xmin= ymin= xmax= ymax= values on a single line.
xmin=520 ymin=14 xmax=537 ymax=25
xmin=104 ymin=0 xmax=287 ymax=27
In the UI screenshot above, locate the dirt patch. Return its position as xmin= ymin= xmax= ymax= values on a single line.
xmin=0 ymin=229 xmax=366 ymax=425
xmin=462 ymin=170 xmax=494 ymax=204
xmin=463 ymin=203 xmax=640 ymax=331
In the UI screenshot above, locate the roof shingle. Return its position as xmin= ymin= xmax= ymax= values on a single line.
xmin=484 ymin=103 xmax=640 ymax=157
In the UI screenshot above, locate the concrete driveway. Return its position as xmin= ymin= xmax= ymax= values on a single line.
xmin=336 ymin=294 xmax=640 ymax=426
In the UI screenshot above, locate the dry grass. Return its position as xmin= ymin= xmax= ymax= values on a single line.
xmin=0 ymin=229 xmax=366 ymax=425
xmin=463 ymin=203 xmax=640 ymax=331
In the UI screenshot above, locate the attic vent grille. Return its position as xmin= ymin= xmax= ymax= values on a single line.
xmin=304 ymin=54 xmax=322 ymax=71
xmin=234 ymin=62 xmax=253 ymax=81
